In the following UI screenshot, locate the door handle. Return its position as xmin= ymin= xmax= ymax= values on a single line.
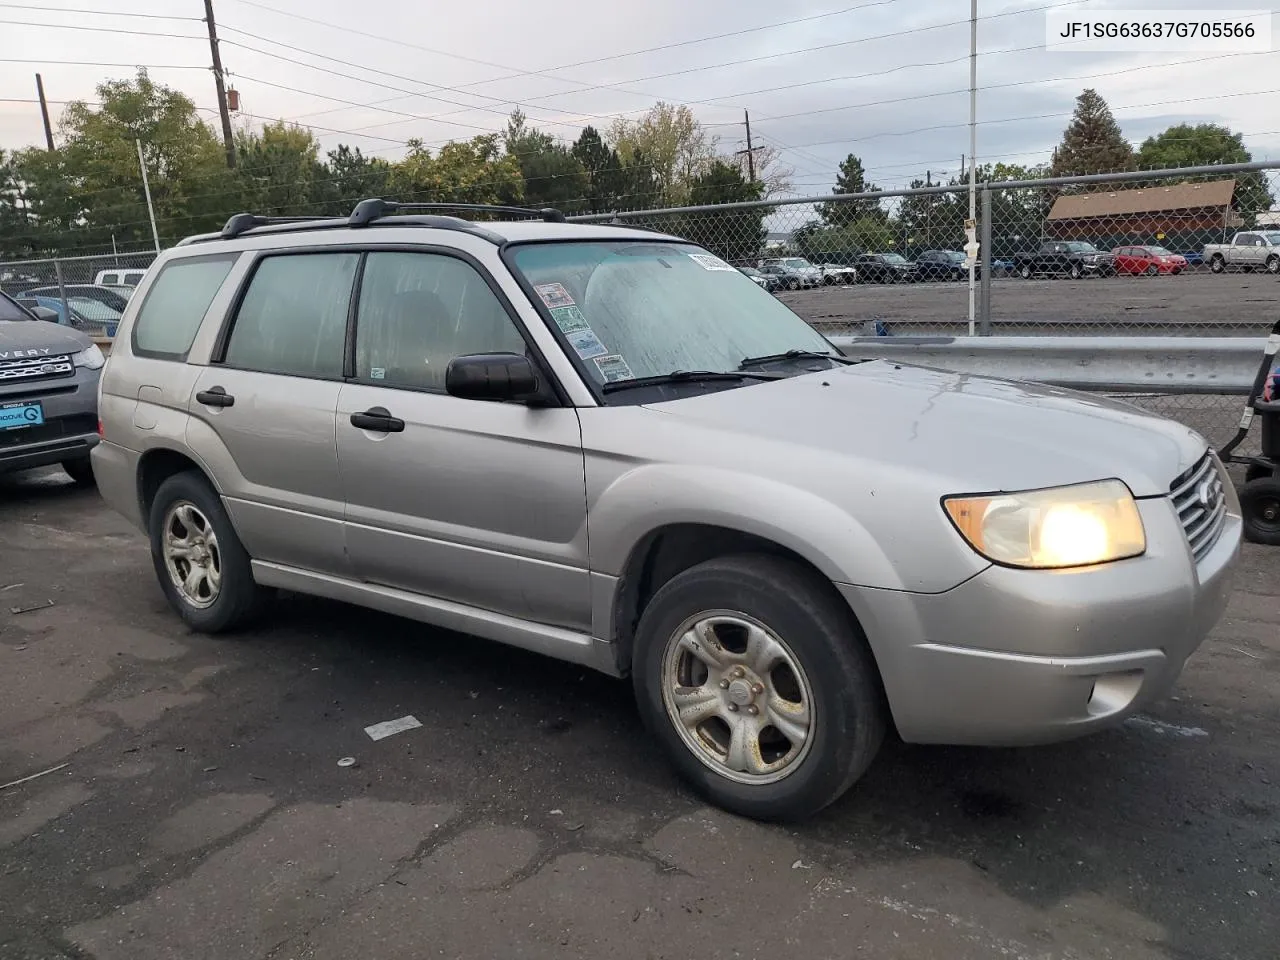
xmin=196 ymin=386 xmax=235 ymax=408
xmin=350 ymin=407 xmax=405 ymax=433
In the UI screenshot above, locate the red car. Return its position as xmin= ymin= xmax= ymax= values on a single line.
xmin=1111 ymin=245 xmax=1189 ymax=276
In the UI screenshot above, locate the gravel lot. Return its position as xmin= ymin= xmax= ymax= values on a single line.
xmin=782 ymin=271 xmax=1280 ymax=336
xmin=1 ymin=469 xmax=1277 ymax=960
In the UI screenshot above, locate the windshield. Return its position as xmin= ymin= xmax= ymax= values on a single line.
xmin=1064 ymin=242 xmax=1099 ymax=253
xmin=881 ymin=253 xmax=908 ymax=263
xmin=739 ymin=267 xmax=761 ymax=276
xmin=783 ymin=258 xmax=813 ymax=269
xmin=509 ymin=241 xmax=837 ymax=391
xmin=1145 ymin=246 xmax=1173 ymax=255
xmin=0 ymin=292 xmax=31 ymax=321
xmin=945 ymin=252 xmax=965 ymax=261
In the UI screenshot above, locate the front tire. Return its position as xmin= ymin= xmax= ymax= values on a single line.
xmin=1267 ymin=255 xmax=1279 ymax=275
xmin=1019 ymin=264 xmax=1033 ymax=279
xmin=1241 ymin=477 xmax=1280 ymax=545
xmin=1210 ymin=255 xmax=1225 ymax=273
xmin=147 ymin=471 xmax=266 ymax=632
xmin=1069 ymin=263 xmax=1083 ymax=280
xmin=632 ymin=554 xmax=887 ymax=822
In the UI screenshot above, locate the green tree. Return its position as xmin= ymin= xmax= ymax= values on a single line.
xmin=572 ymin=126 xmax=626 ymax=214
xmin=819 ymin=154 xmax=883 ymax=225
xmin=322 ymin=144 xmax=393 ymax=215
xmin=47 ymin=69 xmax=232 ymax=250
xmin=234 ymin=120 xmax=325 ymax=216
xmin=389 ymin=134 xmax=524 ymax=207
xmin=1050 ymin=89 xmax=1134 ymax=178
xmin=679 ymin=160 xmax=766 ymax=262
xmin=503 ymin=110 xmax=588 ymax=212
xmin=609 ymin=102 xmax=718 ymax=206
xmin=1136 ymin=123 xmax=1273 ymax=224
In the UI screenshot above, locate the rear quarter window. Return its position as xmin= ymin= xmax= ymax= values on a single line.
xmin=131 ymin=255 xmax=238 ymax=360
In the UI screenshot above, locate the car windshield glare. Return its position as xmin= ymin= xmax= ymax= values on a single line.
xmin=882 ymin=253 xmax=907 ymax=263
xmin=1066 ymin=242 xmax=1098 ymax=252
xmin=783 ymin=258 xmax=812 ymax=269
xmin=509 ymin=241 xmax=838 ymax=390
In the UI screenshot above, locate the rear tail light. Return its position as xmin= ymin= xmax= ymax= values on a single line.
xmin=97 ymin=419 xmax=104 ymax=437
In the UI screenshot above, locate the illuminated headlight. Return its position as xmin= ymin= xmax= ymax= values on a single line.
xmin=73 ymin=344 xmax=105 ymax=370
xmin=943 ymin=479 xmax=1146 ymax=569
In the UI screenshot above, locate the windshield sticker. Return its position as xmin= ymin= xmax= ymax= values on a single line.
xmin=688 ymin=253 xmax=736 ymax=271
xmin=370 ymin=367 xmax=386 ymax=380
xmin=593 ymin=354 xmax=634 ymax=383
xmin=549 ymin=304 xmax=589 ymax=333
xmin=566 ymin=327 xmax=608 ymax=361
xmin=535 ymin=282 xmax=576 ymax=308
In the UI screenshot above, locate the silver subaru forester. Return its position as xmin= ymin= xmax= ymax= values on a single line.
xmin=92 ymin=201 xmax=1242 ymax=821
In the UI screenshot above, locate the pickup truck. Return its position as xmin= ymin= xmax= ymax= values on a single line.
xmin=1203 ymin=232 xmax=1280 ymax=274
xmin=1012 ymin=241 xmax=1115 ymax=279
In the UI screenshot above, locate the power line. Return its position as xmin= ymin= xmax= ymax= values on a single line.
xmin=0 ymin=58 xmax=205 ymax=69
xmin=0 ymin=19 xmax=204 ymax=40
xmin=0 ymin=3 xmax=201 ymax=18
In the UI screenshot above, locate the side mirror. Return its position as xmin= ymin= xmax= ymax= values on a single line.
xmin=30 ymin=306 xmax=60 ymax=322
xmin=445 ymin=353 xmax=540 ymax=402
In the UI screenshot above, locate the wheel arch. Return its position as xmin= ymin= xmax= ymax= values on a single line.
xmin=136 ymin=446 xmax=222 ymax=535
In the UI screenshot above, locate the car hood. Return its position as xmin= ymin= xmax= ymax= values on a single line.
xmin=641 ymin=360 xmax=1205 ymax=498
xmin=0 ymin=319 xmax=92 ymax=357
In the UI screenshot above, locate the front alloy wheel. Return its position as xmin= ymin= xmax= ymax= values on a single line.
xmin=662 ymin=613 xmax=813 ymax=784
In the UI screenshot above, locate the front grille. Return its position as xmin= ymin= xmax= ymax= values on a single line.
xmin=1170 ymin=452 xmax=1228 ymax=562
xmin=0 ymin=354 xmax=75 ymax=384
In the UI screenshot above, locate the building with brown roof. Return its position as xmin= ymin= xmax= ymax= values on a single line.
xmin=1044 ymin=178 xmax=1241 ymax=250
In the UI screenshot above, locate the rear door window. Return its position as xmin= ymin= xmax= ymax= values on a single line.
xmin=132 ymin=255 xmax=238 ymax=359
xmin=222 ymin=253 xmax=358 ymax=379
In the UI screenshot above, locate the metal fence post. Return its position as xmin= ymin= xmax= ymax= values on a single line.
xmin=54 ymin=258 xmax=69 ymax=327
xmin=979 ymin=184 xmax=993 ymax=335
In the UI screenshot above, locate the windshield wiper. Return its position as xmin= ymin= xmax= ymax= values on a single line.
xmin=600 ymin=369 xmax=784 ymax=394
xmin=738 ymin=349 xmax=858 ymax=371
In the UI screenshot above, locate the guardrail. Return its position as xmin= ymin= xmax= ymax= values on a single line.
xmin=829 ymin=335 xmax=1267 ymax=395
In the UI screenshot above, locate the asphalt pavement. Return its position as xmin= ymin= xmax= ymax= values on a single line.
xmin=1 ymin=469 xmax=1277 ymax=960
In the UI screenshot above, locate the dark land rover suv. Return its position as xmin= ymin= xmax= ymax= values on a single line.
xmin=0 ymin=291 xmax=104 ymax=485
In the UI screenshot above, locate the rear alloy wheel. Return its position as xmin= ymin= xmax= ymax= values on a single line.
xmin=632 ymin=554 xmax=886 ymax=821
xmin=1146 ymin=264 xmax=1159 ymax=276
xmin=1069 ymin=263 xmax=1083 ymax=280
xmin=148 ymin=471 xmax=267 ymax=632
xmin=1240 ymin=477 xmax=1280 ymax=545
xmin=1267 ymin=256 xmax=1279 ymax=275
xmin=1019 ymin=264 xmax=1033 ymax=279
xmin=1210 ymin=255 xmax=1226 ymax=273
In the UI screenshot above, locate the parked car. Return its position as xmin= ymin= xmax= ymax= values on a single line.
xmin=759 ymin=257 xmax=822 ymax=290
xmin=27 ymin=284 xmax=131 ymax=312
xmin=1012 ymin=241 xmax=1116 ymax=279
xmin=93 ymin=200 xmax=1241 ymax=822
xmin=738 ymin=266 xmax=780 ymax=293
xmin=852 ymin=253 xmax=917 ymax=283
xmin=0 ymin=290 xmax=104 ymax=485
xmin=1203 ymin=232 xmax=1280 ymax=274
xmin=94 ymin=268 xmax=148 ymax=288
xmin=1111 ymin=245 xmax=1188 ymax=276
xmin=913 ymin=250 xmax=977 ymax=281
xmin=16 ymin=295 xmax=123 ymax=335
xmin=818 ymin=263 xmax=858 ymax=285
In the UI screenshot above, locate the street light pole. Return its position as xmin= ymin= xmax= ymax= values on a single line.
xmin=966 ymin=0 xmax=978 ymax=336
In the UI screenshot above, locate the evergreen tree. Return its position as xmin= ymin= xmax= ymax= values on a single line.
xmin=1050 ymin=89 xmax=1133 ymax=178
xmin=819 ymin=154 xmax=883 ymax=225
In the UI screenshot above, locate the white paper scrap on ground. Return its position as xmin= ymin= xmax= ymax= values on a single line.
xmin=364 ymin=715 xmax=423 ymax=741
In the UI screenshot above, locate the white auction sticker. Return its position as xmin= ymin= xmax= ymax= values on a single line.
xmin=1046 ymin=10 xmax=1272 ymax=52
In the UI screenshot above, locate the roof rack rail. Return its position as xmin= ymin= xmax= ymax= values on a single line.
xmin=348 ymin=199 xmax=566 ymax=227
xmin=220 ymin=213 xmax=327 ymax=240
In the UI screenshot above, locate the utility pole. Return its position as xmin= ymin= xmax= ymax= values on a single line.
xmin=966 ymin=0 xmax=978 ymax=337
xmin=34 ymin=73 xmax=54 ymax=151
xmin=735 ymin=109 xmax=760 ymax=184
xmin=137 ymin=139 xmax=162 ymax=254
xmin=203 ymin=0 xmax=236 ymax=168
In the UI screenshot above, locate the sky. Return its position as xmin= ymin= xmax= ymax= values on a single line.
xmin=1 ymin=0 xmax=1278 ymax=198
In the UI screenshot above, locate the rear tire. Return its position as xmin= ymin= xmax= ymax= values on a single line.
xmin=1146 ymin=264 xmax=1159 ymax=276
xmin=147 ymin=471 xmax=267 ymax=633
xmin=62 ymin=457 xmax=95 ymax=488
xmin=1267 ymin=255 xmax=1279 ymax=275
xmin=1210 ymin=255 xmax=1225 ymax=274
xmin=1019 ymin=264 xmax=1033 ymax=279
xmin=631 ymin=554 xmax=887 ymax=822
xmin=1069 ymin=263 xmax=1083 ymax=280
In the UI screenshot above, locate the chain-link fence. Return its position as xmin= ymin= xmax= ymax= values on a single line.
xmin=0 ymin=251 xmax=156 ymax=338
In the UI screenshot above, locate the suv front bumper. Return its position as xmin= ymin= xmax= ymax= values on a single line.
xmin=838 ymin=496 xmax=1240 ymax=746
xmin=0 ymin=368 xmax=101 ymax=475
